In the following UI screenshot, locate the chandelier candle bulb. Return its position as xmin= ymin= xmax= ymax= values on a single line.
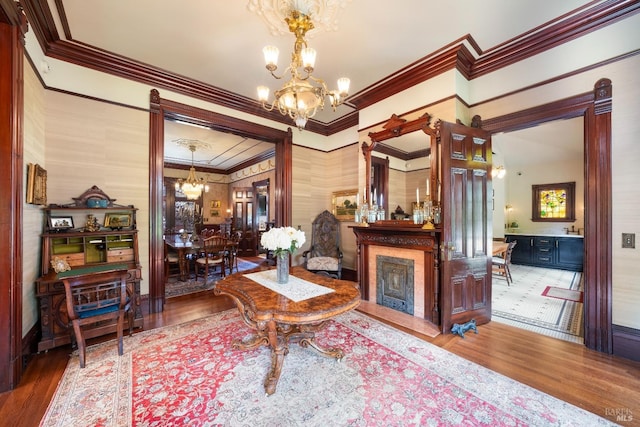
xmin=256 ymin=9 xmax=350 ymax=130
xmin=263 ymin=46 xmax=279 ymax=69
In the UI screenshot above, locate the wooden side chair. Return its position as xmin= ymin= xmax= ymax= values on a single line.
xmin=194 ymin=235 xmax=227 ymax=284
xmin=62 ymin=269 xmax=132 ymax=368
xmin=492 ymin=240 xmax=517 ymax=285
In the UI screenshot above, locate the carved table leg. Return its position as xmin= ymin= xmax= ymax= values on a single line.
xmin=264 ymin=320 xmax=288 ymax=395
xmin=294 ymin=323 xmax=345 ymax=361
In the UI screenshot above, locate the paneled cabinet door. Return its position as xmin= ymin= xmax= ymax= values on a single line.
xmin=506 ymin=236 xmax=533 ymax=265
xmin=555 ymin=238 xmax=584 ymax=271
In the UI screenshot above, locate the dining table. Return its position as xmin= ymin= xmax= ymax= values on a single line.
xmin=165 ymin=234 xmax=201 ymax=281
xmin=165 ymin=234 xmax=240 ymax=281
xmin=492 ymin=241 xmax=510 ymax=257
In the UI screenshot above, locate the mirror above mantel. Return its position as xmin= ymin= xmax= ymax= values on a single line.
xmin=362 ymin=113 xmax=437 ymax=220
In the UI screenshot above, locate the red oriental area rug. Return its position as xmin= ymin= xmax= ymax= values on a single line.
xmin=40 ymin=310 xmax=614 ymax=426
xmin=542 ymin=285 xmax=584 ymax=303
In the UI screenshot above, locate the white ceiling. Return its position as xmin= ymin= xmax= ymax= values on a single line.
xmin=42 ymin=0 xmax=594 ymax=168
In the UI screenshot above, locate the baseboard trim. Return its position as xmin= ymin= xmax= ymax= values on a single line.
xmin=612 ymin=324 xmax=640 ymax=362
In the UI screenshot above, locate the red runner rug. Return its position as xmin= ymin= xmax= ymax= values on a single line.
xmin=542 ymin=285 xmax=584 ymax=303
xmin=41 ymin=310 xmax=613 ymax=426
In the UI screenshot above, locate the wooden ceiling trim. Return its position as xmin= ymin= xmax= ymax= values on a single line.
xmin=472 ymin=0 xmax=640 ymax=78
xmin=19 ymin=0 xmax=635 ymax=137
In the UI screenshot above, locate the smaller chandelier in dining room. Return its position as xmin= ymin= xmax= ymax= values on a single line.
xmin=174 ymin=142 xmax=209 ymax=200
xmin=255 ymin=8 xmax=350 ymax=129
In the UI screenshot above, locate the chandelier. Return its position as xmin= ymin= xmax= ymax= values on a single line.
xmin=175 ymin=143 xmax=209 ymax=200
xmin=491 ymin=165 xmax=507 ymax=179
xmin=256 ymin=9 xmax=350 ymax=129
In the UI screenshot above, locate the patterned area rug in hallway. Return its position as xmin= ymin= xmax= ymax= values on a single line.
xmin=492 ymin=264 xmax=584 ymax=344
xmin=165 ymin=258 xmax=262 ymax=298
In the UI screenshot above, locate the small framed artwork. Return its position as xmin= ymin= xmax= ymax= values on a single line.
xmin=26 ymin=163 xmax=47 ymax=205
xmin=211 ymin=200 xmax=221 ymax=208
xmin=49 ymin=216 xmax=74 ymax=231
xmin=104 ymin=212 xmax=132 ymax=229
xmin=210 ymin=210 xmax=219 ymax=217
xmin=332 ymin=189 xmax=358 ymax=221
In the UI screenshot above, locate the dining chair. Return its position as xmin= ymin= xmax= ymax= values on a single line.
xmin=194 ymin=235 xmax=227 ymax=284
xmin=492 ymin=240 xmax=517 ymax=285
xmin=164 ymin=240 xmax=180 ymax=278
xmin=62 ymin=268 xmax=132 ymax=368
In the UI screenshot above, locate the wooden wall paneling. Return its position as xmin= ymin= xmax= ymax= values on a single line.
xmin=0 ymin=5 xmax=27 ymax=391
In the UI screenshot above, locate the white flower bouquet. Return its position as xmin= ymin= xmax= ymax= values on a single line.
xmin=260 ymin=226 xmax=306 ymax=255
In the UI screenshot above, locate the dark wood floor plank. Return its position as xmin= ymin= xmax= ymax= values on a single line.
xmin=1 ymin=289 xmax=638 ymax=426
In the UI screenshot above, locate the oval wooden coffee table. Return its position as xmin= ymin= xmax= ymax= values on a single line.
xmin=214 ymin=265 xmax=361 ymax=395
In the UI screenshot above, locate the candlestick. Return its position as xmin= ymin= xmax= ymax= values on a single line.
xmin=416 ymin=187 xmax=419 ymax=204
xmin=356 ymin=192 xmax=360 ymax=207
xmin=380 ymin=193 xmax=383 ymax=207
xmin=373 ymin=189 xmax=377 ymax=205
xmin=426 ymin=178 xmax=430 ymax=196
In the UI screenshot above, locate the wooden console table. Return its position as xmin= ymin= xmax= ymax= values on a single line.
xmin=214 ymin=266 xmax=360 ymax=395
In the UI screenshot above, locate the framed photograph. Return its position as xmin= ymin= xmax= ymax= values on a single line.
xmin=210 ymin=200 xmax=221 ymax=208
xmin=104 ymin=212 xmax=132 ymax=229
xmin=332 ymin=189 xmax=359 ymax=221
xmin=49 ymin=216 xmax=74 ymax=231
xmin=26 ymin=163 xmax=47 ymax=205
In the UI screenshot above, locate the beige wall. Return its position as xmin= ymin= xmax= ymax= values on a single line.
xmin=43 ymin=91 xmax=150 ymax=294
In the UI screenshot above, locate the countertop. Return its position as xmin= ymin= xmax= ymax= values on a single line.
xmin=505 ymin=232 xmax=584 ymax=239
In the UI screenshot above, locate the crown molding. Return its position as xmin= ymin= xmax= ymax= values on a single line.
xmin=18 ymin=0 xmax=639 ymax=136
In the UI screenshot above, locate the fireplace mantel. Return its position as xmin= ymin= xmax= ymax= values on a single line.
xmin=351 ymin=224 xmax=440 ymax=326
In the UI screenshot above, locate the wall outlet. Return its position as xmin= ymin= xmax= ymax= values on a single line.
xmin=622 ymin=233 xmax=635 ymax=249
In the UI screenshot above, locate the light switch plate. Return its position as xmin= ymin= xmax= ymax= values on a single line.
xmin=622 ymin=233 xmax=635 ymax=249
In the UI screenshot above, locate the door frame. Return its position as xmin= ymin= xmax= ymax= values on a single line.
xmin=481 ymin=79 xmax=612 ymax=353
xmin=149 ymin=89 xmax=293 ymax=313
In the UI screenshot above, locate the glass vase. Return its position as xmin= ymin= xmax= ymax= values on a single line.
xmin=276 ymin=251 xmax=290 ymax=284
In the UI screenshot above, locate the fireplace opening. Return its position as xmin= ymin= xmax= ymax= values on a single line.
xmin=376 ymin=255 xmax=414 ymax=315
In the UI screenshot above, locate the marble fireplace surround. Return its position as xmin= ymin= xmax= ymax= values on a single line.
xmin=368 ymin=246 xmax=426 ymax=318
xmin=352 ymin=225 xmax=440 ymax=328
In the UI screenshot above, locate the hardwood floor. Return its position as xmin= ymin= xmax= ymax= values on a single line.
xmin=2 ymin=290 xmax=639 ymax=426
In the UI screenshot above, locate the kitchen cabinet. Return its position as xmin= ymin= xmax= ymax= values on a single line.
xmin=505 ymin=234 xmax=583 ymax=271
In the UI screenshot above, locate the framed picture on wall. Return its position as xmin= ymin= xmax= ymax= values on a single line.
xmin=26 ymin=163 xmax=47 ymax=206
xmin=210 ymin=210 xmax=219 ymax=217
xmin=210 ymin=200 xmax=221 ymax=208
xmin=332 ymin=189 xmax=358 ymax=221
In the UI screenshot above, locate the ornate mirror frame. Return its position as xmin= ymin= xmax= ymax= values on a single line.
xmin=363 ymin=113 xmax=437 ymax=214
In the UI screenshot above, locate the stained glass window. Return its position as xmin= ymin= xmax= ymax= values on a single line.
xmin=532 ymin=182 xmax=576 ymax=222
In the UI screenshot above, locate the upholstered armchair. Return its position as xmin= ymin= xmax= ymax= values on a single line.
xmin=302 ymin=210 xmax=343 ymax=279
